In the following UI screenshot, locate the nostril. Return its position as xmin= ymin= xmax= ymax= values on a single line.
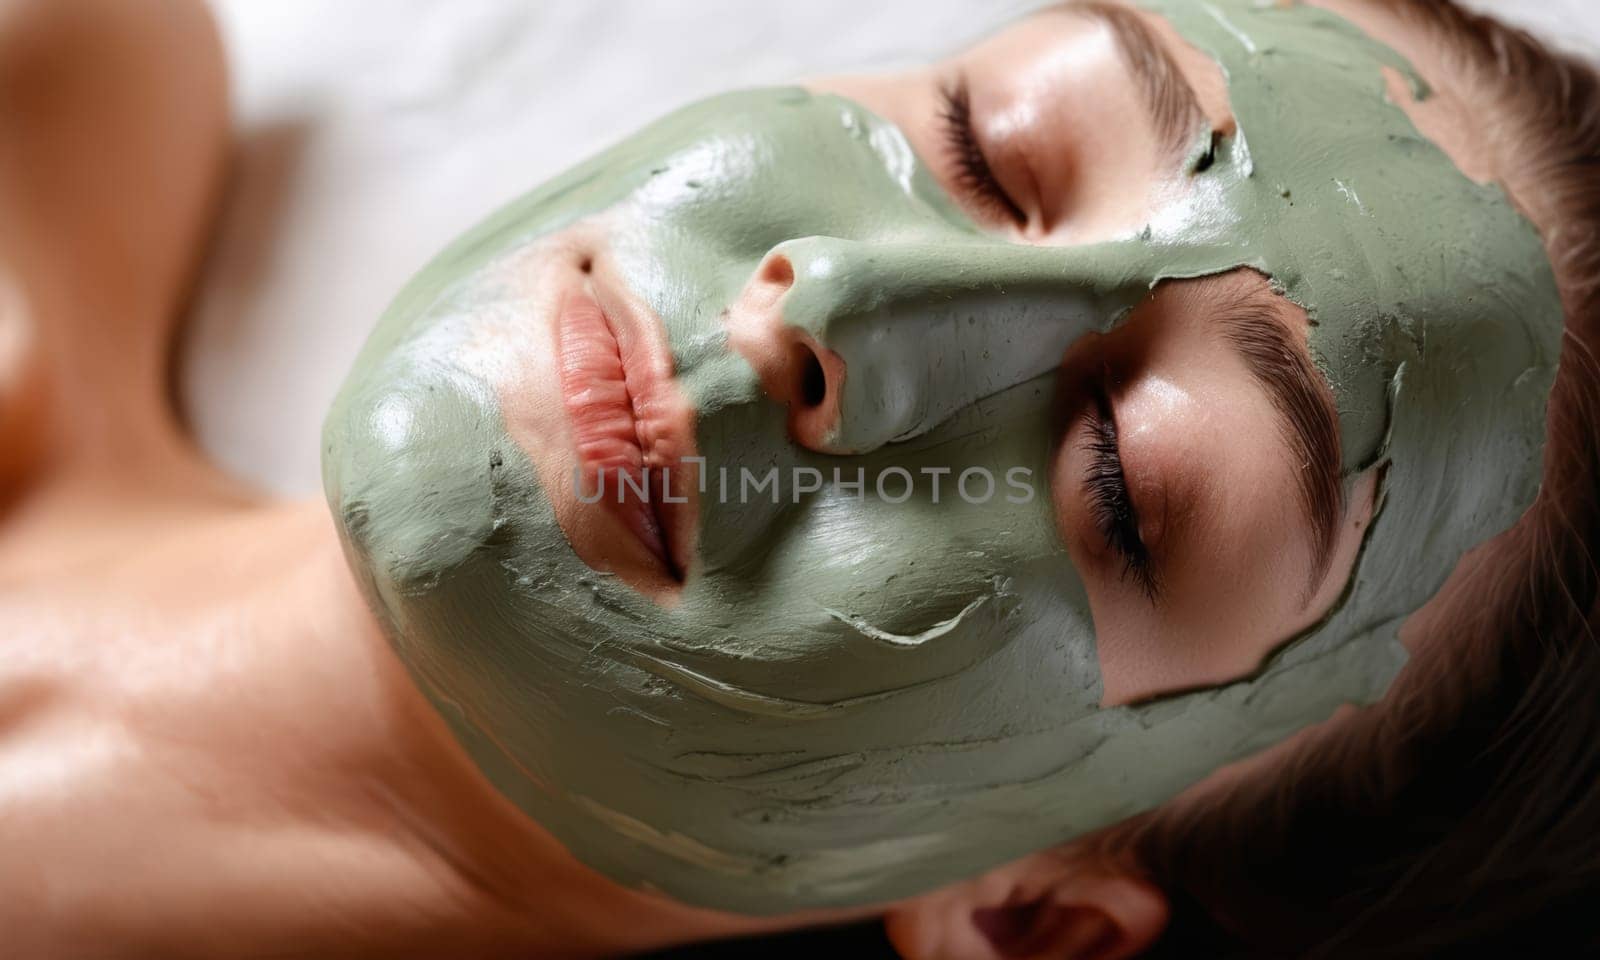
xmin=727 ymin=249 xmax=845 ymax=448
xmin=761 ymin=253 xmax=795 ymax=290
xmin=793 ymin=342 xmax=827 ymax=408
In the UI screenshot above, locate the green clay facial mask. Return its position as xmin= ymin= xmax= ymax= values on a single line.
xmin=323 ymin=0 xmax=1562 ymax=913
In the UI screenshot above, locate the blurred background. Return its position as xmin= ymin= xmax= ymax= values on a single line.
xmin=180 ymin=0 xmax=1600 ymax=496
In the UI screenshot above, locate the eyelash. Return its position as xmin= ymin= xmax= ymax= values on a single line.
xmin=937 ymin=79 xmax=1027 ymax=228
xmin=1082 ymin=381 xmax=1160 ymax=602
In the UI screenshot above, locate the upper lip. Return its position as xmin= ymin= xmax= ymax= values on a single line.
xmin=556 ymin=275 xmax=695 ymax=588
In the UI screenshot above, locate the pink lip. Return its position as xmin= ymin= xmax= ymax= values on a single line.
xmin=555 ymin=279 xmax=698 ymax=591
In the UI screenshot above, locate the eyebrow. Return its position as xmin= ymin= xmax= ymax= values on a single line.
xmin=1215 ymin=284 xmax=1346 ymax=588
xmin=1070 ymin=2 xmax=1208 ymax=160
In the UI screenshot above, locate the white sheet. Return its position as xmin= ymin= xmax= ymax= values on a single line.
xmin=182 ymin=0 xmax=1600 ymax=495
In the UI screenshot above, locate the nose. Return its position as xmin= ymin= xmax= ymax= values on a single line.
xmin=725 ymin=236 xmax=1151 ymax=454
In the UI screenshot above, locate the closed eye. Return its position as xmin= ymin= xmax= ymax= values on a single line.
xmin=1081 ymin=377 xmax=1160 ymax=602
xmin=938 ymin=77 xmax=1027 ymax=228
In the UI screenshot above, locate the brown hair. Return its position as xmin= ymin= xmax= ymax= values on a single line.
xmin=1113 ymin=3 xmax=1600 ymax=957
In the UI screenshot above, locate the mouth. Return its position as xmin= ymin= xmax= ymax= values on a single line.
xmin=556 ymin=273 xmax=698 ymax=595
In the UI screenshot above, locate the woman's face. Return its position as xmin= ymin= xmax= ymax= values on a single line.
xmin=323 ymin=0 xmax=1561 ymax=913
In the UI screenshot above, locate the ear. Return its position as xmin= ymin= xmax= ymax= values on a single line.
xmin=884 ymin=851 xmax=1168 ymax=960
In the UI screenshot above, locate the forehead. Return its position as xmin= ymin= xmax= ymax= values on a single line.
xmin=1136 ymin=1 xmax=1552 ymax=468
xmin=936 ymin=0 xmax=1558 ymax=775
xmin=1126 ymin=0 xmax=1558 ymax=700
xmin=952 ymin=0 xmax=1554 ymax=468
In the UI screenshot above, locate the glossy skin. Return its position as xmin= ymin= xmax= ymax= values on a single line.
xmin=0 ymin=1 xmax=1550 ymax=958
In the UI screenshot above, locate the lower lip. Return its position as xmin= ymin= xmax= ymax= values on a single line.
xmin=557 ymin=289 xmax=685 ymax=580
